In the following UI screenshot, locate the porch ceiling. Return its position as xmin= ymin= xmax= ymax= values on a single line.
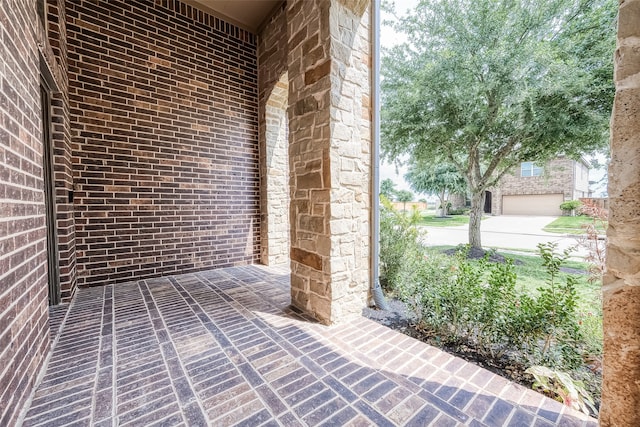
xmin=189 ymin=0 xmax=283 ymax=32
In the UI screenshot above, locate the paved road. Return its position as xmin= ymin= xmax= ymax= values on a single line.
xmin=420 ymin=215 xmax=590 ymax=257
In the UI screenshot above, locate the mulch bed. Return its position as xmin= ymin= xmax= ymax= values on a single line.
xmin=441 ymin=246 xmax=524 ymax=265
xmin=362 ymin=300 xmax=533 ymax=387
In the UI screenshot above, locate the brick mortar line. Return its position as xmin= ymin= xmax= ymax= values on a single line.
xmin=109 ymin=285 xmax=117 ymax=424
xmin=111 ymin=282 xmax=186 ymax=425
xmin=140 ymin=279 xmax=209 ymax=425
xmin=196 ymin=269 xmax=385 ymax=425
xmin=14 ymin=295 xmax=77 ymax=426
xmin=172 ymin=274 xmax=301 ymax=424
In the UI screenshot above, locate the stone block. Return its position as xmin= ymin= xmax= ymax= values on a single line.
xmin=291 ymin=247 xmax=323 ymax=271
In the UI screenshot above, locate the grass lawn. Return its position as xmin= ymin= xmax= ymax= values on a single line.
xmin=543 ymin=216 xmax=607 ymax=235
xmin=417 ymin=215 xmax=471 ymax=226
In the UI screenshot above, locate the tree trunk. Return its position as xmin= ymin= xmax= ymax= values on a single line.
xmin=469 ymin=190 xmax=484 ymax=248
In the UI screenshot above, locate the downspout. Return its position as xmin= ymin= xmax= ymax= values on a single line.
xmin=371 ymin=0 xmax=389 ymax=310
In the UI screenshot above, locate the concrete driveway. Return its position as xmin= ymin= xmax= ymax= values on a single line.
xmin=421 ymin=215 xmax=589 ymax=257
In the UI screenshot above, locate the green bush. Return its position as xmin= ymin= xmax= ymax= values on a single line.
xmin=515 ymin=243 xmax=584 ymax=368
xmin=379 ymin=196 xmax=426 ymax=293
xmin=560 ymin=200 xmax=582 ymax=212
xmin=448 ymin=207 xmax=469 ymax=215
xmin=392 ymin=243 xmax=586 ymax=369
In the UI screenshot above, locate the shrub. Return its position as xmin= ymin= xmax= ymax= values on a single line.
xmin=393 ymin=243 xmax=586 ymax=369
xmin=560 ymin=200 xmax=582 ymax=213
xmin=379 ymin=196 xmax=426 ymax=293
xmin=396 ymin=247 xmax=523 ymax=357
xmin=523 ymin=243 xmax=584 ymax=368
xmin=448 ymin=207 xmax=469 ymax=215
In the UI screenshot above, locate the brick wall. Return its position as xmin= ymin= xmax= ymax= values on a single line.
xmin=0 ymin=0 xmax=52 ymax=424
xmin=66 ymin=0 xmax=260 ymax=287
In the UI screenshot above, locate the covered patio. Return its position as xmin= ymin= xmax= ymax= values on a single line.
xmin=22 ymin=266 xmax=595 ymax=426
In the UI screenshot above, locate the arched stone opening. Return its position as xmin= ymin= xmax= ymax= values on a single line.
xmin=261 ymin=72 xmax=290 ymax=266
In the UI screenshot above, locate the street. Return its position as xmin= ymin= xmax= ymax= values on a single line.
xmin=420 ymin=215 xmax=591 ymax=258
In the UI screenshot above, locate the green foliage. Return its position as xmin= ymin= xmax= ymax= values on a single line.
xmin=405 ymin=162 xmax=466 ymax=216
xmin=378 ymin=196 xmax=425 ymax=293
xmin=560 ymin=200 xmax=582 ymax=211
xmin=393 ymin=243 xmax=589 ymax=369
xmin=448 ymin=207 xmax=469 ymax=216
xmin=380 ymin=178 xmax=398 ymax=200
xmin=381 ymin=0 xmax=616 ymax=247
xmin=521 ymin=243 xmax=584 ymax=368
xmin=396 ymin=190 xmax=413 ymax=203
xmin=395 ymin=190 xmax=414 ymax=211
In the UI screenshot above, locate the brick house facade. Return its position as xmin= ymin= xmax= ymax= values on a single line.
xmin=1 ymin=0 xmax=372 ymax=424
xmin=2 ymin=0 xmax=640 ymax=425
xmin=490 ymin=157 xmax=591 ymax=216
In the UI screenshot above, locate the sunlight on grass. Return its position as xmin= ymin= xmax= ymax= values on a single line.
xmin=543 ymin=216 xmax=607 ymax=235
xmin=417 ymin=215 xmax=470 ymax=226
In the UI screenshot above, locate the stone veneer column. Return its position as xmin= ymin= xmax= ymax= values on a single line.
xmin=287 ymin=0 xmax=371 ymax=324
xmin=264 ymin=73 xmax=290 ymax=265
xmin=601 ymin=1 xmax=640 ymax=425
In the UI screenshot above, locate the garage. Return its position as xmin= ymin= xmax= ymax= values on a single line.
xmin=502 ymin=194 xmax=564 ymax=216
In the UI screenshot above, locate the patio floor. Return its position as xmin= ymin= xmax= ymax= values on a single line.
xmin=21 ymin=265 xmax=596 ymax=426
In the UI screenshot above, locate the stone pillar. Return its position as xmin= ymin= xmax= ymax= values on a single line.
xmin=263 ymin=73 xmax=290 ymax=266
xmin=258 ymin=5 xmax=289 ymax=267
xmin=601 ymin=1 xmax=640 ymax=425
xmin=287 ymin=0 xmax=371 ymax=324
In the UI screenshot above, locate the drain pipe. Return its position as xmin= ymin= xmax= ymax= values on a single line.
xmin=370 ymin=0 xmax=389 ymax=311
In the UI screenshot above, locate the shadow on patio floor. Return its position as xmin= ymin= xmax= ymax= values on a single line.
xmin=21 ymin=265 xmax=596 ymax=426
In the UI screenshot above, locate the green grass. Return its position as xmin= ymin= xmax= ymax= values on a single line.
xmin=417 ymin=215 xmax=471 ymax=227
xmin=543 ymin=216 xmax=607 ymax=235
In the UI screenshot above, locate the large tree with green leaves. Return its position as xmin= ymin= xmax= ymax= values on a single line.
xmin=381 ymin=0 xmax=615 ymax=248
xmin=380 ymin=178 xmax=398 ymax=200
xmin=405 ymin=163 xmax=466 ymax=216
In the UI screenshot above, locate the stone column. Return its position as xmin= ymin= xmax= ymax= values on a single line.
xmin=287 ymin=0 xmax=371 ymax=324
xmin=601 ymin=1 xmax=640 ymax=425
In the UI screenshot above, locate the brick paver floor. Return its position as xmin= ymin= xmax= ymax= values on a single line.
xmin=21 ymin=265 xmax=597 ymax=426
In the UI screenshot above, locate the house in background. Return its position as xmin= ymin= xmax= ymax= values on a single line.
xmin=1 ymin=0 xmax=640 ymax=425
xmin=488 ymin=156 xmax=592 ymax=216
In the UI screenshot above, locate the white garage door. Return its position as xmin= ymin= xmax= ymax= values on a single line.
xmin=502 ymin=194 xmax=564 ymax=216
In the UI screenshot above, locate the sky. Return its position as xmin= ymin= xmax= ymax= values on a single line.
xmin=378 ymin=0 xmax=418 ymax=193
xmin=376 ymin=0 xmax=609 ymax=198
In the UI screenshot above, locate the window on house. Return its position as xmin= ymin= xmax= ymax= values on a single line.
xmin=521 ymin=162 xmax=543 ymax=177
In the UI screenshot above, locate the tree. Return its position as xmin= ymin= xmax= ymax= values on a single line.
xmin=405 ymin=162 xmax=466 ymax=216
xmin=381 ymin=0 xmax=615 ymax=248
xmin=396 ymin=190 xmax=414 ymax=212
xmin=380 ymin=178 xmax=398 ymax=200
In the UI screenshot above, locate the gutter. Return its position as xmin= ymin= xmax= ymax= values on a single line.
xmin=370 ymin=0 xmax=389 ymax=310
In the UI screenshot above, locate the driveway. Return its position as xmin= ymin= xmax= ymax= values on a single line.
xmin=421 ymin=215 xmax=589 ymax=257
